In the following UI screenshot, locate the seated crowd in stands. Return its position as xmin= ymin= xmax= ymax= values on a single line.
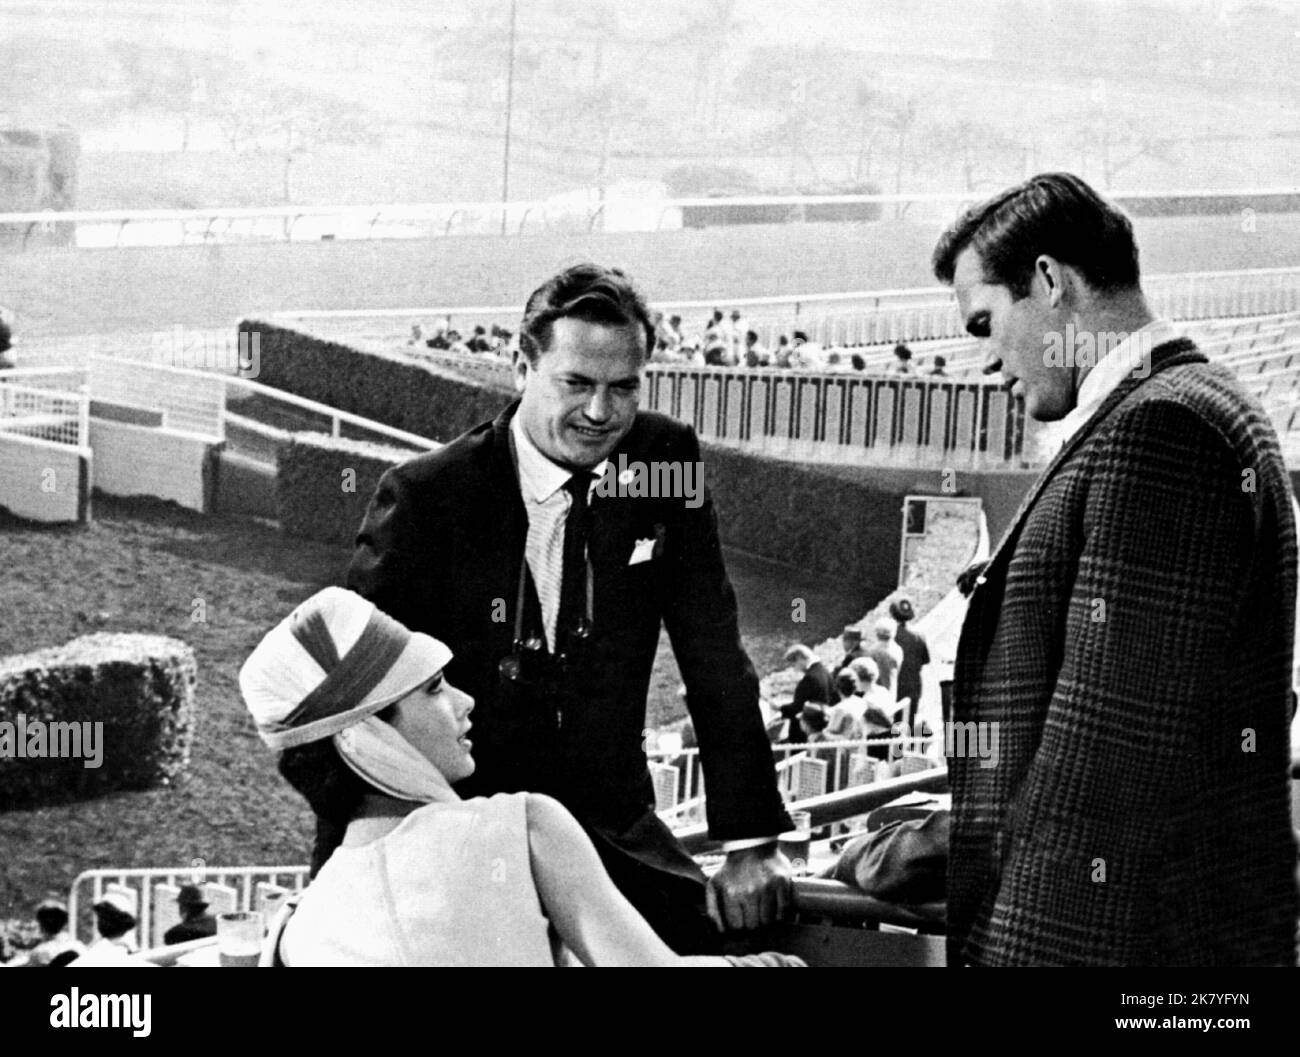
xmin=408 ymin=321 xmax=518 ymax=358
xmin=402 ymin=306 xmax=957 ymax=376
xmin=652 ymin=309 xmax=952 ymax=375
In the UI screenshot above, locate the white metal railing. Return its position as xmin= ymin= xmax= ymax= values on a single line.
xmin=6 ymin=186 xmax=1300 ymax=245
xmin=648 ymin=367 xmax=1030 ymax=469
xmin=17 ymin=329 xmax=246 ymax=373
xmin=0 ymin=382 xmax=88 ymax=449
xmin=223 ymin=375 xmax=439 ymax=455
xmin=0 ymin=365 xmax=88 ymax=388
xmin=68 ymin=866 xmax=309 ymax=947
xmin=89 ymin=356 xmax=225 ymax=440
xmin=10 ymin=345 xmax=441 ymax=458
xmin=648 ymin=735 xmax=940 ymax=823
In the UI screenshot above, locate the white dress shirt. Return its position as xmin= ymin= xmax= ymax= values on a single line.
xmin=510 ymin=415 xmax=607 ymax=653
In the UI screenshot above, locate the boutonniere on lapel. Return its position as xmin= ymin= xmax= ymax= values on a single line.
xmin=628 ymin=523 xmax=668 ymax=565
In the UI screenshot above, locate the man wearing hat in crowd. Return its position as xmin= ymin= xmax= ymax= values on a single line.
xmin=10 ymin=898 xmax=85 ymax=967
xmin=889 ymin=598 xmax=929 ymax=730
xmin=832 ymin=625 xmax=868 ymax=679
xmin=71 ymin=892 xmax=138 ymax=965
xmin=347 ymin=263 xmax=792 ymax=955
xmin=164 ymin=884 xmax=217 ymax=945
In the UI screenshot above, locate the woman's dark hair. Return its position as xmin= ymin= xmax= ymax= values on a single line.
xmin=932 ymin=172 xmax=1140 ymax=299
xmin=800 ymin=705 xmax=829 ymax=734
xmin=277 ymin=704 xmax=397 ymax=876
xmin=517 ymin=263 xmax=656 ymax=365
xmin=36 ymin=906 xmax=69 ymax=935
xmin=93 ymin=906 xmax=135 ymax=940
xmin=835 ymin=671 xmax=859 ymax=698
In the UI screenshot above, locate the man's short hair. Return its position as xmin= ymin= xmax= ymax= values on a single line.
xmin=517 ymin=263 xmax=656 ymax=365
xmin=784 ymin=644 xmax=815 ymax=665
xmin=850 ymin=656 xmax=880 ymax=684
xmin=931 ymin=172 xmax=1141 ymax=299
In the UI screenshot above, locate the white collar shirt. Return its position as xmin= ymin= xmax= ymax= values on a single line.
xmin=1043 ymin=319 xmax=1180 ymax=458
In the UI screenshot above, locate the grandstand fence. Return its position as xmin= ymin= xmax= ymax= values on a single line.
xmin=648 ymin=366 xmax=1031 ymax=468
xmin=68 ymin=867 xmax=309 ymax=948
xmin=648 ymin=735 xmax=939 ymax=827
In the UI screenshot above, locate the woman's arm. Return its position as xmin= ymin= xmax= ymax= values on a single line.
xmin=525 ymin=793 xmax=727 ymax=967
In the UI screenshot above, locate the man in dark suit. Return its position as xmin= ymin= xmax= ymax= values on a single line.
xmin=933 ymin=172 xmax=1298 ymax=966
xmin=779 ymin=644 xmax=836 ymax=742
xmin=831 ymin=626 xmax=868 ymax=679
xmin=163 ymin=885 xmax=217 ymax=945
xmin=346 ymin=264 xmax=791 ymax=953
xmin=888 ymin=599 xmax=929 ymax=730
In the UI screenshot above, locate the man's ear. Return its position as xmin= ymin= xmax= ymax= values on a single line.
xmin=513 ymin=353 xmax=530 ymax=393
xmin=1032 ymin=255 xmax=1070 ymax=308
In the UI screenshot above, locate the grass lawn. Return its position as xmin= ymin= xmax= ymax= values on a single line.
xmin=0 ymin=493 xmax=860 ymax=922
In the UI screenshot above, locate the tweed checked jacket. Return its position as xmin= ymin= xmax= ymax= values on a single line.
xmin=948 ymin=338 xmax=1299 ymax=966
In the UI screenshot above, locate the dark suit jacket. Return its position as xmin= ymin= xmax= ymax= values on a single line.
xmin=781 ymin=661 xmax=836 ymax=740
xmin=346 ymin=402 xmax=789 ymax=879
xmin=948 ymin=338 xmax=1299 ymax=966
xmin=164 ymin=914 xmax=216 ymax=946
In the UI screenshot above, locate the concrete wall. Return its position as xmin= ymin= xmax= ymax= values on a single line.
xmin=0 ymin=434 xmax=87 ymax=522
xmin=10 ymin=213 xmax=1300 ymax=337
xmin=89 ymin=420 xmax=217 ymax=512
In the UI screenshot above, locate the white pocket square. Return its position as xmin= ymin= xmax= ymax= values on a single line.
xmin=628 ymin=538 xmax=656 ymax=565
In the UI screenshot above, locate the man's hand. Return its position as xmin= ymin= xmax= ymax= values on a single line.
xmin=705 ymin=844 xmax=793 ymax=931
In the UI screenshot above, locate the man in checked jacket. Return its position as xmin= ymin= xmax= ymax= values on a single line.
xmin=933 ymin=172 xmax=1299 ymax=966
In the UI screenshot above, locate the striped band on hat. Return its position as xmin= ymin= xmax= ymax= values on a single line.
xmin=240 ymin=587 xmax=453 ymax=752
xmin=277 ymin=606 xmax=410 ymax=734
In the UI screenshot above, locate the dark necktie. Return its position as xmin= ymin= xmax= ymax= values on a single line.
xmin=557 ymin=471 xmax=596 ymax=655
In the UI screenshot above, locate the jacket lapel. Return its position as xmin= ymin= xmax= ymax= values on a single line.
xmin=587 ymin=415 xmax=647 ymax=568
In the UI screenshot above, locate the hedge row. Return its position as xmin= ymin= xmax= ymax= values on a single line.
xmin=241 ymin=320 xmax=513 ymax=443
xmin=0 ymin=633 xmax=197 ymax=807
xmin=277 ymin=433 xmax=411 ymax=547
xmin=276 ymin=429 xmax=901 ymax=598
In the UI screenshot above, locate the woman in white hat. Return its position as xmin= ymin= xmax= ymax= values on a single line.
xmin=242 ymin=587 xmax=800 ymax=967
xmin=68 ymin=892 xmax=139 ymax=966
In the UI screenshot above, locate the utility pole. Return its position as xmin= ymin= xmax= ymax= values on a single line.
xmin=500 ymin=0 xmax=518 ymax=236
